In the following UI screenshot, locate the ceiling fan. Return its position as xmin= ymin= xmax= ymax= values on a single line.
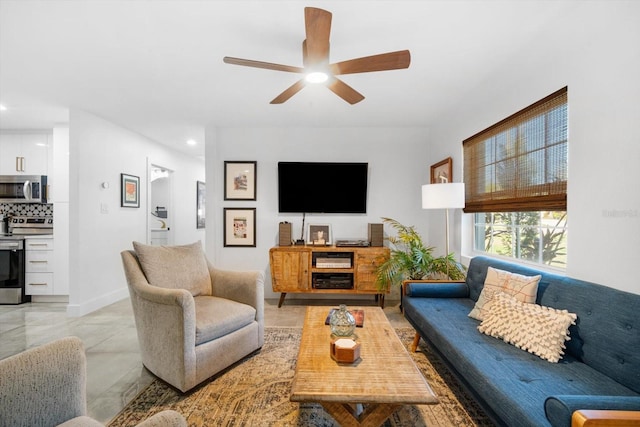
xmin=223 ymin=7 xmax=411 ymax=105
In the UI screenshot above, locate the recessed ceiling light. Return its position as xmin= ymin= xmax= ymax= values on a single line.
xmin=186 ymin=139 xmax=197 ymax=146
xmin=305 ymin=72 xmax=329 ymax=84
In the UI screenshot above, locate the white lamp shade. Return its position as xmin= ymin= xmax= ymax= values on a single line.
xmin=422 ymin=183 xmax=465 ymax=209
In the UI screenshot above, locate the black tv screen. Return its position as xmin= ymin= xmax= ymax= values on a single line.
xmin=278 ymin=162 xmax=368 ymax=213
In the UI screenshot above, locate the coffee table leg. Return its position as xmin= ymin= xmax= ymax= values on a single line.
xmin=321 ymin=402 xmax=401 ymax=427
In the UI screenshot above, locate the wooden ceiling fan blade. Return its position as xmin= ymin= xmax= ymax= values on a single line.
xmin=330 ymin=50 xmax=411 ymax=75
xmin=327 ymin=78 xmax=365 ymax=105
xmin=304 ymin=7 xmax=332 ymax=64
xmin=223 ymin=57 xmax=304 ymax=73
xmin=270 ymin=79 xmax=306 ymax=104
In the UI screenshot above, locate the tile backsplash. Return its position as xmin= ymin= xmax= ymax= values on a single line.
xmin=0 ymin=203 xmax=54 ymax=217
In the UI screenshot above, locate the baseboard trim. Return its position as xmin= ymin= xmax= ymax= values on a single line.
xmin=66 ymin=287 xmax=129 ymax=317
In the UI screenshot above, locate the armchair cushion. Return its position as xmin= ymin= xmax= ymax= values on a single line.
xmin=133 ymin=241 xmax=210 ymax=296
xmin=194 ymin=296 xmax=257 ymax=345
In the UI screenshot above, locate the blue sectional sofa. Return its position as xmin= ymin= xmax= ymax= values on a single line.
xmin=402 ymin=256 xmax=640 ymax=427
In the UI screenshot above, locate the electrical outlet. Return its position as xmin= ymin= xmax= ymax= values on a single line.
xmin=100 ymin=203 xmax=109 ymax=214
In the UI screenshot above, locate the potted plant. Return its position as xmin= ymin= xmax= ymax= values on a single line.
xmin=375 ymin=217 xmax=466 ymax=293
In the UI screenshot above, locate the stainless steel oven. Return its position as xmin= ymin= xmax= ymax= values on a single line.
xmin=0 ymin=236 xmax=29 ymax=304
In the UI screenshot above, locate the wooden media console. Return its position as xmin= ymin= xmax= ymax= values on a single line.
xmin=269 ymin=246 xmax=390 ymax=308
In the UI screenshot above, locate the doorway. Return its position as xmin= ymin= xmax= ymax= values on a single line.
xmin=148 ymin=164 xmax=174 ymax=246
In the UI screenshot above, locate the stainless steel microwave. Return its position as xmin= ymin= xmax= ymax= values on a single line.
xmin=0 ymin=175 xmax=48 ymax=203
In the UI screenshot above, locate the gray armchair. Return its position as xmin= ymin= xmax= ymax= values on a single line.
xmin=121 ymin=241 xmax=264 ymax=393
xmin=0 ymin=336 xmax=186 ymax=427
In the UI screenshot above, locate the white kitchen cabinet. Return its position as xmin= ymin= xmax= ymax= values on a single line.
xmin=25 ymin=238 xmax=55 ymax=295
xmin=0 ymin=132 xmax=50 ymax=175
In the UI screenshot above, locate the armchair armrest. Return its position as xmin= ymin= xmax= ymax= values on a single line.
xmin=0 ymin=337 xmax=87 ymax=426
xmin=136 ymin=410 xmax=187 ymax=427
xmin=208 ymin=263 xmax=264 ymax=310
xmin=121 ymin=250 xmax=197 ymax=390
xmin=208 ymin=264 xmax=265 ymax=347
xmin=572 ymin=410 xmax=640 ymax=427
xmin=545 ymin=395 xmax=640 ymax=427
xmin=404 ymin=280 xmax=469 ymax=298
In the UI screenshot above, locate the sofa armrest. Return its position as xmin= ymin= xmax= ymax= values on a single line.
xmin=572 ymin=410 xmax=640 ymax=427
xmin=404 ymin=281 xmax=469 ymax=298
xmin=545 ymin=395 xmax=640 ymax=427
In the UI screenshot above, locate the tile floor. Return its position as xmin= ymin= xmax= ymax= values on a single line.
xmin=0 ymin=297 xmax=409 ymax=424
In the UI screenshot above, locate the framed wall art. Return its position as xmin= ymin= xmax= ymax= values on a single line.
xmin=121 ymin=173 xmax=140 ymax=208
xmin=307 ymin=224 xmax=332 ymax=246
xmin=430 ymin=157 xmax=453 ymax=184
xmin=196 ymin=181 xmax=206 ymax=229
xmin=224 ymin=161 xmax=257 ymax=201
xmin=223 ymin=207 xmax=256 ymax=247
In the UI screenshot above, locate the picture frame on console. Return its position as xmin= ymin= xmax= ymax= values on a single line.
xmin=430 ymin=157 xmax=453 ymax=184
xmin=223 ymin=208 xmax=256 ymax=247
xmin=224 ymin=161 xmax=257 ymax=201
xmin=307 ymin=224 xmax=332 ymax=246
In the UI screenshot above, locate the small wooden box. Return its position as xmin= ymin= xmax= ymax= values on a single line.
xmin=330 ymin=338 xmax=361 ymax=363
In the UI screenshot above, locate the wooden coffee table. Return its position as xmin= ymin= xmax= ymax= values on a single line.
xmin=290 ymin=306 xmax=438 ymax=427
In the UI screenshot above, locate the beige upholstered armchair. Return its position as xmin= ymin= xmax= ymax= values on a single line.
xmin=121 ymin=241 xmax=264 ymax=393
xmin=0 ymin=336 xmax=186 ymax=427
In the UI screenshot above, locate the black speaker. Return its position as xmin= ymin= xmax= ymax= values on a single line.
xmin=368 ymin=223 xmax=384 ymax=247
xmin=279 ymin=222 xmax=292 ymax=246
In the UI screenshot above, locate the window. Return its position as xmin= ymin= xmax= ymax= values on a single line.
xmin=473 ymin=211 xmax=567 ymax=268
xmin=464 ymin=88 xmax=568 ymax=268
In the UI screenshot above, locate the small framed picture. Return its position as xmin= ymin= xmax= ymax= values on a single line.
xmin=223 ymin=208 xmax=256 ymax=247
xmin=431 ymin=157 xmax=453 ymax=184
xmin=196 ymin=181 xmax=205 ymax=229
xmin=224 ymin=161 xmax=257 ymax=201
xmin=307 ymin=224 xmax=332 ymax=246
xmin=121 ymin=173 xmax=140 ymax=208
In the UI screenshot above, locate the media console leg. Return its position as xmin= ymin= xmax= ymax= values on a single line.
xmin=278 ymin=293 xmax=287 ymax=308
xmin=378 ymin=294 xmax=385 ymax=309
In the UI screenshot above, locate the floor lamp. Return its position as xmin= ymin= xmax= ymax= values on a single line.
xmin=421 ymin=183 xmax=465 ymax=271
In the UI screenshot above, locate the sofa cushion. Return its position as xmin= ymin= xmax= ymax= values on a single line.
xmin=478 ymin=292 xmax=577 ymax=363
xmin=194 ymin=296 xmax=256 ymax=345
xmin=468 ymin=266 xmax=541 ymax=320
xmin=133 ymin=241 xmax=210 ymax=296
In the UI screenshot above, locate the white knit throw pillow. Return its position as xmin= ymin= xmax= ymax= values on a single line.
xmin=468 ymin=267 xmax=541 ymax=321
xmin=478 ymin=292 xmax=577 ymax=363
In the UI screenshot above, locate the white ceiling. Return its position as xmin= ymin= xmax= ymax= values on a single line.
xmin=0 ymin=0 xmax=577 ymax=157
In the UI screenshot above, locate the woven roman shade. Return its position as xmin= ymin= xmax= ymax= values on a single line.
xmin=463 ymin=87 xmax=568 ymax=213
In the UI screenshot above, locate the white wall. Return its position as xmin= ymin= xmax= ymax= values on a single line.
xmin=205 ymin=127 xmax=430 ymax=299
xmin=428 ymin=2 xmax=640 ymax=295
xmin=67 ymin=110 xmax=205 ymax=316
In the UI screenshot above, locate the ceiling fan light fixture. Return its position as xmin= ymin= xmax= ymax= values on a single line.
xmin=305 ymin=71 xmax=329 ymax=84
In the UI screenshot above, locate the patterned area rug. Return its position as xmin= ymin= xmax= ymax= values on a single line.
xmin=108 ymin=327 xmax=495 ymax=427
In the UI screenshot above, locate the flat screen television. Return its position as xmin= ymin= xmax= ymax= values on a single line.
xmin=278 ymin=162 xmax=368 ymax=213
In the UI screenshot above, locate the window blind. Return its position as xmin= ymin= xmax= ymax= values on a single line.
xmin=463 ymin=87 xmax=567 ymax=213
